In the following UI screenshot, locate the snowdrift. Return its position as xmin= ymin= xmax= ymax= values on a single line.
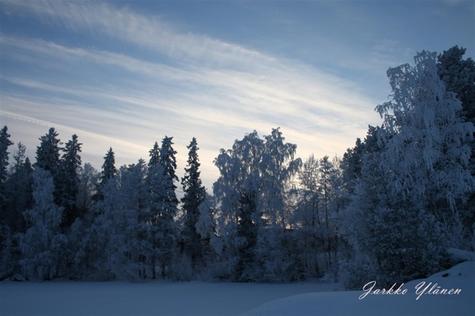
xmin=243 ymin=260 xmax=475 ymax=316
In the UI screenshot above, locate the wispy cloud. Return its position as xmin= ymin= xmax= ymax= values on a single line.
xmin=1 ymin=0 xmax=275 ymax=67
xmin=0 ymin=0 xmax=382 ymax=187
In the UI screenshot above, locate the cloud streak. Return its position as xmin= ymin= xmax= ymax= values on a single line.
xmin=0 ymin=0 xmax=382 ymax=188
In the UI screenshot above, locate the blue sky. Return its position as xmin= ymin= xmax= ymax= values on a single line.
xmin=1 ymin=0 xmax=474 ymax=187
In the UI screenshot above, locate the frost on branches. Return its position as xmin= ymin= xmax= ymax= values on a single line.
xmin=342 ymin=51 xmax=474 ymax=288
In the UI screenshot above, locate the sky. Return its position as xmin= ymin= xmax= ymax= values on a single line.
xmin=1 ymin=0 xmax=474 ymax=188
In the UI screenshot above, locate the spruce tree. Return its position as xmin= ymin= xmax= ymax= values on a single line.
xmin=100 ymin=147 xmax=117 ymax=184
xmin=95 ymin=148 xmax=116 ymax=201
xmin=5 ymin=143 xmax=33 ymax=233
xmin=0 ymin=127 xmax=14 ymax=279
xmin=35 ymin=128 xmax=61 ymax=173
xmin=181 ymin=138 xmax=206 ymax=271
xmin=0 ymin=126 xmax=13 ymax=213
xmin=148 ymin=142 xmax=160 ymax=168
xmin=159 ymin=136 xmax=178 ymax=184
xmin=235 ymin=191 xmax=258 ymax=281
xmin=437 ymin=46 xmax=475 ymax=123
xmin=0 ymin=126 xmax=12 ymax=184
xmin=59 ymin=134 xmax=82 ymax=227
xmin=148 ymin=136 xmax=178 ymax=278
xmin=437 ymin=46 xmax=475 ymax=238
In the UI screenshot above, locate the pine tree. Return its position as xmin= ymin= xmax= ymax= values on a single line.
xmin=58 ymin=134 xmax=82 ymax=227
xmin=181 ymin=137 xmax=206 ymax=272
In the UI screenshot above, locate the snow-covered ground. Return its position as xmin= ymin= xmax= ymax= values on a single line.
xmin=0 ymin=279 xmax=340 ymax=316
xmin=1 ymin=260 xmax=473 ymax=316
xmin=245 ymin=261 xmax=475 ymax=316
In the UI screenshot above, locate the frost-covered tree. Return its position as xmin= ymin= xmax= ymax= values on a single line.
xmin=76 ymin=163 xmax=99 ymax=218
xmin=93 ymin=161 xmax=149 ymax=280
xmin=65 ymin=162 xmax=102 ymax=279
xmin=149 ymin=171 xmax=176 ymax=278
xmin=254 ymin=129 xmax=301 ymax=281
xmin=147 ymin=137 xmax=178 ymax=279
xmin=291 ymin=155 xmax=341 ymax=278
xmin=292 ymin=155 xmax=321 ymax=277
xmin=376 ymin=51 xmax=474 ymax=241
xmin=20 ymin=168 xmax=66 ymax=280
xmin=181 ymin=137 xmax=206 ymax=272
xmin=213 ymin=128 xmax=301 ymax=280
xmin=317 ymin=156 xmax=340 ymax=269
xmin=58 ymin=134 xmax=82 ymax=227
xmin=195 ymin=193 xmax=217 ymax=275
xmin=119 ymin=160 xmax=149 ymax=279
xmin=259 ymin=128 xmax=301 ymax=227
xmin=213 ymin=131 xmax=263 ymax=279
xmin=89 ymin=176 xmax=120 ymax=279
xmin=343 ymin=51 xmax=474 ymax=287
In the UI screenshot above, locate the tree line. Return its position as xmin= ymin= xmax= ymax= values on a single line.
xmin=0 ymin=48 xmax=473 ymax=287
